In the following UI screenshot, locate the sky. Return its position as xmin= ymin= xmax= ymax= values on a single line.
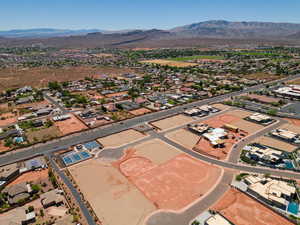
xmin=1 ymin=0 xmax=300 ymax=31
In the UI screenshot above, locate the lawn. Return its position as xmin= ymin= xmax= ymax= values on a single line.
xmin=169 ymin=55 xmax=224 ymax=61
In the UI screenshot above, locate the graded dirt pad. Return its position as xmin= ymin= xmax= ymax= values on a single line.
xmin=129 ymin=107 xmax=152 ymax=116
xmin=0 ymin=112 xmax=17 ymax=126
xmin=212 ymin=188 xmax=293 ymax=225
xmin=54 ymin=114 xmax=88 ymax=135
xmin=97 ymin=129 xmax=146 ymax=148
xmin=133 ymin=139 xmax=182 ymax=165
xmin=165 ymin=129 xmax=200 ymax=150
xmin=202 ymin=113 xmax=241 ymax=128
xmin=130 ymin=154 xmax=221 ymax=210
xmin=140 ymin=59 xmax=197 ymax=68
xmin=244 ymin=73 xmax=284 ymax=81
xmin=254 ymin=136 xmax=297 ymax=152
xmin=281 ymin=123 xmax=300 ymax=133
xmin=230 ymin=119 xmax=263 ymax=134
xmin=211 ymin=103 xmax=230 ymax=111
xmin=151 ymin=114 xmax=194 ymax=131
xmin=26 ymin=126 xmax=62 ymax=143
xmin=7 ymin=169 xmax=48 ymax=187
xmin=284 ymin=118 xmax=300 ymax=126
xmin=69 ymin=159 xmax=156 ymax=225
xmin=226 ymin=109 xmax=253 ymax=119
xmin=0 ymin=66 xmax=137 ymax=91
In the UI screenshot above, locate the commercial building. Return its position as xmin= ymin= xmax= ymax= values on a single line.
xmin=274 ymin=85 xmax=300 ymax=99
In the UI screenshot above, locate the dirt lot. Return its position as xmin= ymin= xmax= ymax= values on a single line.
xmin=0 ymin=140 xmax=11 ymax=152
xmin=211 ymin=103 xmax=230 ymax=111
xmin=284 ymin=118 xmax=300 ymax=126
xmin=0 ymin=112 xmax=17 ymax=127
xmin=244 ymin=73 xmax=284 ymax=81
xmin=119 ymin=153 xmax=221 ymax=210
xmin=55 ymin=114 xmax=88 ymax=135
xmin=151 ymin=114 xmax=194 ymax=131
xmin=212 ymin=188 xmax=293 ymax=225
xmin=254 ymin=136 xmax=297 ymax=152
xmin=129 ymin=107 xmax=152 ymax=116
xmin=7 ymin=169 xmax=49 ymax=186
xmin=165 ymin=129 xmax=200 ymax=150
xmin=140 ymin=59 xmax=197 ymax=68
xmin=281 ymin=123 xmax=300 ymax=133
xmin=69 ymin=159 xmax=156 ymax=225
xmin=0 ymin=66 xmax=136 ymax=91
xmin=226 ymin=109 xmax=253 ymax=119
xmin=97 ymin=129 xmax=146 ymax=148
xmin=26 ymin=126 xmax=62 ymax=143
xmin=243 ymin=93 xmax=280 ymax=104
xmin=230 ymin=119 xmax=263 ymax=134
xmin=133 ymin=139 xmax=182 ymax=165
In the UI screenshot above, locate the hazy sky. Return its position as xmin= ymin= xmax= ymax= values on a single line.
xmin=1 ymin=0 xmax=300 ymax=30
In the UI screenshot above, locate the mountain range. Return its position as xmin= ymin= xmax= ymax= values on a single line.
xmin=1 ymin=20 xmax=300 ymax=47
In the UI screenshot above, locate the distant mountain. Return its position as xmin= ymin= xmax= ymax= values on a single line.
xmin=1 ymin=21 xmax=300 ymax=48
xmin=0 ymin=28 xmax=103 ymax=38
xmin=171 ymin=20 xmax=300 ymax=39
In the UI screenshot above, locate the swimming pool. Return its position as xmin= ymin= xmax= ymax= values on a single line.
xmin=287 ymin=202 xmax=299 ymax=215
xmin=83 ymin=141 xmax=101 ymax=150
xmin=62 ymin=151 xmax=92 ymax=166
xmin=285 ymin=161 xmax=295 ymax=169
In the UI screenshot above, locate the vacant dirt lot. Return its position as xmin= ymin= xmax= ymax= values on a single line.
xmin=212 ymin=188 xmax=293 ymax=225
xmin=129 ymin=108 xmax=152 ymax=116
xmin=26 ymin=126 xmax=62 ymax=143
xmin=165 ymin=128 xmax=200 ymax=150
xmin=151 ymin=114 xmax=194 ymax=131
xmin=69 ymin=159 xmax=156 ymax=225
xmin=0 ymin=66 xmax=136 ymax=91
xmin=7 ymin=169 xmax=48 ymax=186
xmin=211 ymin=103 xmax=230 ymax=111
xmin=254 ymin=136 xmax=297 ymax=152
xmin=133 ymin=139 xmax=182 ymax=165
xmin=141 ymin=59 xmax=197 ymax=68
xmin=0 ymin=112 xmax=17 ymax=127
xmin=128 ymin=154 xmax=221 ymax=210
xmin=55 ymin=114 xmax=87 ymax=135
xmin=97 ymin=129 xmax=146 ymax=148
xmin=230 ymin=119 xmax=263 ymax=134
xmin=0 ymin=140 xmax=11 ymax=152
xmin=244 ymin=73 xmax=284 ymax=81
xmin=280 ymin=123 xmax=300 ymax=133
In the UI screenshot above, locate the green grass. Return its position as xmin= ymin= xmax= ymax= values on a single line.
xmin=169 ymin=55 xmax=224 ymax=61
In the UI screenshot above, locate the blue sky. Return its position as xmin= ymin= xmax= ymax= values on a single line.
xmin=1 ymin=0 xmax=300 ymax=30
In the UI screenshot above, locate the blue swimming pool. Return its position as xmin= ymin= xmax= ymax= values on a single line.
xmin=287 ymin=202 xmax=299 ymax=215
xmin=62 ymin=151 xmax=92 ymax=166
xmin=285 ymin=161 xmax=295 ymax=169
xmin=83 ymin=141 xmax=101 ymax=150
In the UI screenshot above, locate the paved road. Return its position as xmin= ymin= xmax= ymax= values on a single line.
xmin=43 ymin=92 xmax=69 ymax=114
xmin=1 ymin=74 xmax=299 ymax=167
xmin=48 ymin=156 xmax=96 ymax=225
xmin=228 ymin=118 xmax=287 ymax=163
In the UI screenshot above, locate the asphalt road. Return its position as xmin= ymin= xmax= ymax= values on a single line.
xmin=1 ymin=74 xmax=299 ymax=167
xmin=43 ymin=92 xmax=69 ymax=114
xmin=48 ymin=156 xmax=96 ymax=225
